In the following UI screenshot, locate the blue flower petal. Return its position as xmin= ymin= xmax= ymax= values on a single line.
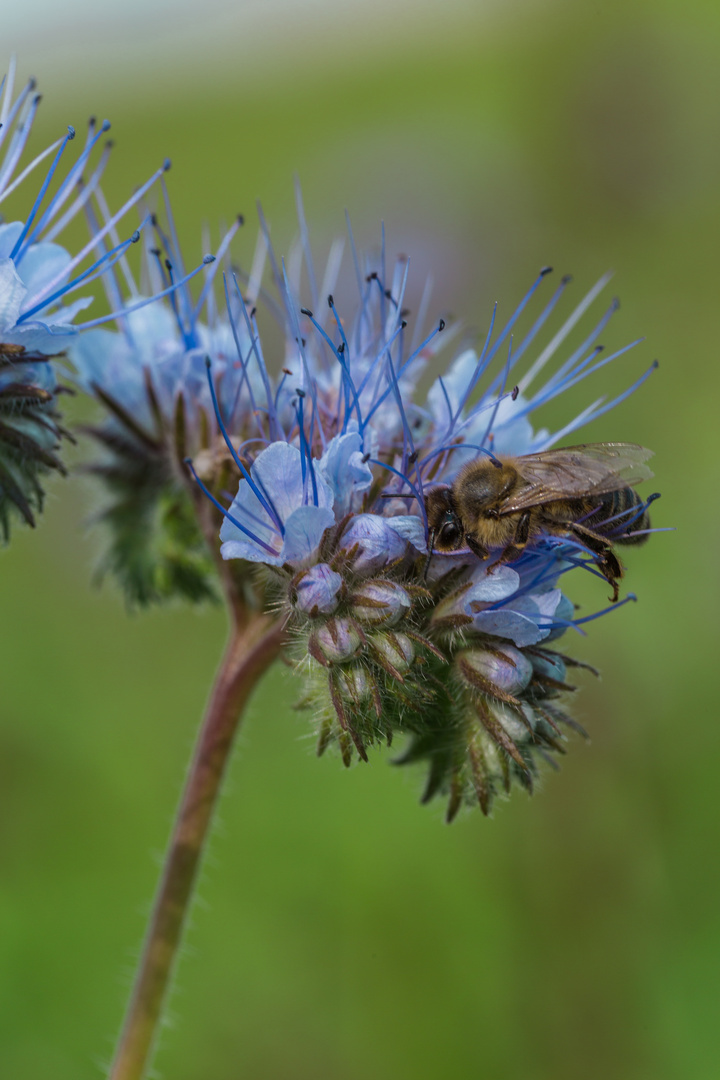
xmin=318 ymin=432 xmax=372 ymax=517
xmin=220 ymin=441 xmax=334 ymax=566
xmin=472 ymin=587 xmax=564 ymax=646
xmin=282 ymin=505 xmax=336 ymax=563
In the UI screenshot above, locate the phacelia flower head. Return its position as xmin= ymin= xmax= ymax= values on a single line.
xmin=180 ymin=190 xmax=659 ymax=819
xmin=0 ymin=60 xmax=182 ymax=537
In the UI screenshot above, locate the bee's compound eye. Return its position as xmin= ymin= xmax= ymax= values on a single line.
xmin=438 ymin=521 xmax=461 ymax=547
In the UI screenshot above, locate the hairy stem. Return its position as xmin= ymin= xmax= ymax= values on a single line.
xmin=108 ymin=611 xmax=286 ymax=1080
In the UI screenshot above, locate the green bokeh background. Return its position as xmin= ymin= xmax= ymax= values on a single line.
xmin=2 ymin=1 xmax=718 ymax=1077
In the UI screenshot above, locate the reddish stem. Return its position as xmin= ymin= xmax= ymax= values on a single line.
xmin=108 ymin=612 xmax=286 ymax=1080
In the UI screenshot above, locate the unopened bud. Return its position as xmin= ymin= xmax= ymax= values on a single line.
xmin=339 ymin=514 xmax=410 ymax=575
xmin=334 ymin=664 xmax=373 ymax=705
xmin=292 ymin=563 xmax=343 ymax=616
xmin=309 ymin=617 xmax=363 ymax=664
xmin=459 ymin=645 xmax=533 ymax=696
xmin=529 ymin=652 xmax=566 ymax=683
xmin=370 ymin=631 xmax=415 ymax=673
xmin=350 ymin=580 xmax=411 ymax=626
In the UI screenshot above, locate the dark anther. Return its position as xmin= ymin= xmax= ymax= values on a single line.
xmin=400 ymin=308 xmax=411 ymax=318
xmin=296 ymin=387 xmax=306 ymax=398
xmin=301 ymin=338 xmax=306 ymax=347
xmin=150 ymin=213 xmax=159 ymax=226
xmin=401 ymin=320 xmax=407 ymax=329
xmin=511 ymin=385 xmax=519 ymax=401
xmin=328 ymin=294 xmax=334 ymax=308
xmin=150 ymin=247 xmax=161 ymax=257
xmin=438 ymin=319 xmax=446 ymax=332
xmin=338 ymin=342 xmax=345 ymax=354
xmin=384 ymin=289 xmax=392 ymax=299
xmin=361 ymin=453 xmax=371 ymax=463
xmin=408 ymin=451 xmax=418 ymax=465
xmin=250 ymin=307 xmax=257 ymax=319
xmin=540 ymin=266 xmax=553 ymax=276
xmin=561 ymin=274 xmax=573 ymax=285
xmin=282 ymin=368 xmax=293 ymax=375
xmin=366 ymin=271 xmax=377 ymax=281
xmin=300 ymin=307 xmax=313 ymax=318
xmin=88 ymin=115 xmax=96 ymax=128
xmin=237 ymin=214 xmax=245 ymax=226
xmin=165 ymin=259 xmax=173 ymax=271
xmin=647 ymin=492 xmax=661 ymax=503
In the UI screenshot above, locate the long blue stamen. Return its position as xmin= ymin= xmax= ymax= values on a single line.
xmin=359 ymin=319 xmax=447 ymax=422
xmin=300 ymin=305 xmax=363 ymax=430
xmin=295 ymin=178 xmax=319 ymax=314
xmin=517 ymin=272 xmax=612 ymax=394
xmin=370 ymin=459 xmax=428 ymax=531
xmin=75 ymin=256 xmax=214 ymax=331
xmin=572 ymin=594 xmax=637 ymax=625
xmin=9 ymin=125 xmax=76 ymax=262
xmin=280 ymin=259 xmax=326 ymax=451
xmin=295 ymin=390 xmax=319 ymax=506
xmin=479 ymin=337 xmax=513 ymax=450
xmin=184 ymin=459 xmax=279 ymax=556
xmin=222 ymin=273 xmax=260 ymax=426
xmin=485 ymin=275 xmax=573 ymax=399
xmin=0 ymin=129 xmax=61 ymax=208
xmin=418 ymin=442 xmax=501 ymax=473
xmin=29 ymin=159 xmax=172 ymax=312
xmin=229 ymin=274 xmax=280 ymax=440
xmin=449 ymin=303 xmax=498 ymax=432
xmin=16 ymin=227 xmax=142 ymax=324
xmin=543 ymin=360 xmax=659 ymax=446
xmin=192 ymin=217 xmax=242 ymax=324
xmin=44 ymin=140 xmax=113 ymax=244
xmin=0 ymin=85 xmax=41 ymax=193
xmin=160 ymin=176 xmax=195 ymax=336
xmin=204 ymin=358 xmax=285 ymax=534
xmin=534 ymin=297 xmax=619 ymax=397
xmin=522 ymin=339 xmax=644 ymax=415
xmin=20 ymin=118 xmax=112 ymax=252
xmin=359 ymin=322 xmax=407 ymax=431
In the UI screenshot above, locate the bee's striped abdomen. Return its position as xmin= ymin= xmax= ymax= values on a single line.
xmin=594 ymin=487 xmax=651 ymax=545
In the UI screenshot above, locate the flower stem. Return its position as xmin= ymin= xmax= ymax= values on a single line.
xmin=108 ymin=611 xmax=286 ymax=1080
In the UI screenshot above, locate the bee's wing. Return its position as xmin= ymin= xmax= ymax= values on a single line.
xmin=499 ymin=443 xmax=654 ymax=514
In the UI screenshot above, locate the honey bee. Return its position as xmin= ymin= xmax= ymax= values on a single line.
xmin=425 ymin=443 xmax=657 ymax=600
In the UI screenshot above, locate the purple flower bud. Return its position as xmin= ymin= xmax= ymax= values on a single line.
xmin=350 ymin=580 xmax=411 ymax=626
xmin=293 ymin=563 xmax=343 ymax=616
xmin=458 ymin=645 xmax=533 ymax=696
xmin=340 ymin=514 xmax=425 ymax=575
xmin=370 ymin=631 xmax=415 ymax=673
xmin=310 ymin=617 xmax=363 ymax=664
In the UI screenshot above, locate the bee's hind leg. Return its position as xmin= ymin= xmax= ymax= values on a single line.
xmin=567 ymin=522 xmax=622 ymax=602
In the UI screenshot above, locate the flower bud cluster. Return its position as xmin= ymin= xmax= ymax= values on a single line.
xmin=281 ymin=516 xmax=588 ymax=820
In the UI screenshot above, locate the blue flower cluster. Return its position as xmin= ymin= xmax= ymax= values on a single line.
xmin=58 ymin=153 xmax=657 ymax=813
xmin=0 ymin=60 xmax=184 ymax=536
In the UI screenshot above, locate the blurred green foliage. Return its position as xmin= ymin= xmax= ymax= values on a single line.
xmin=2 ymin=1 xmax=718 ymax=1078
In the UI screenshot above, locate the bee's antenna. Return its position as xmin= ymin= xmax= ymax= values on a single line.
xmin=423 ymin=533 xmax=436 ymax=581
xmin=379 ymin=491 xmax=420 ymax=500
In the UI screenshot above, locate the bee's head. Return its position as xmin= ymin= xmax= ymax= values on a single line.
xmin=426 ymin=485 xmax=464 ymax=551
